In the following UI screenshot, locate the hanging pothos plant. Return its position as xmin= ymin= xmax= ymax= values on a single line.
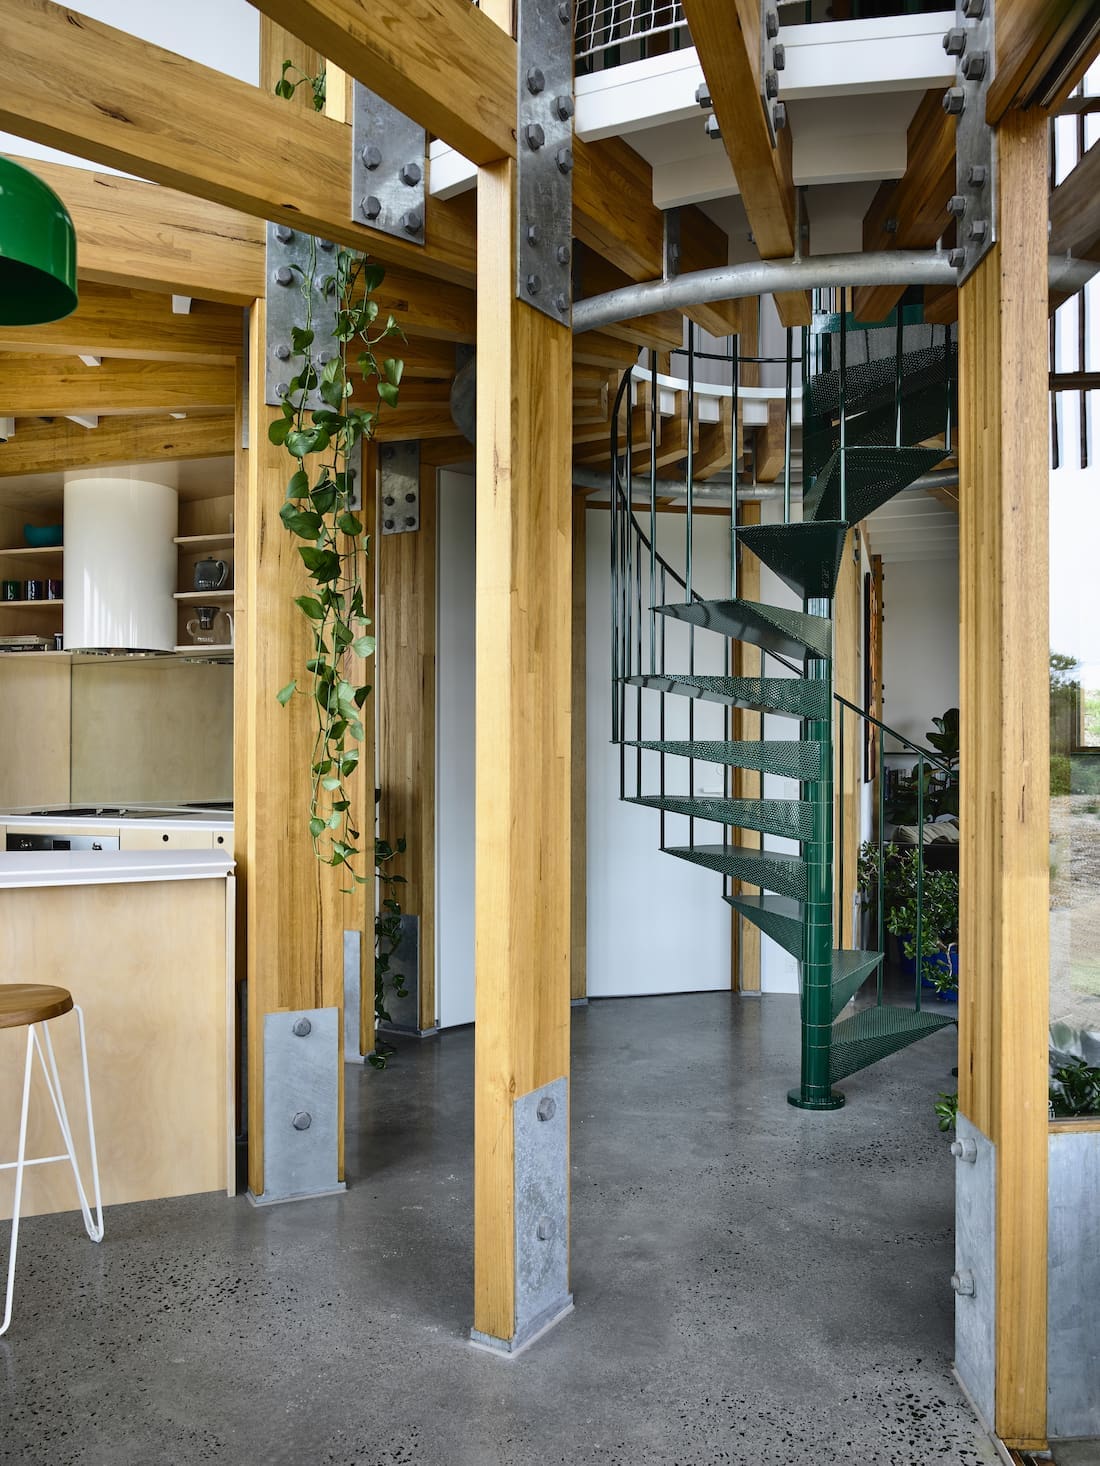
xmin=270 ymin=237 xmax=405 ymax=885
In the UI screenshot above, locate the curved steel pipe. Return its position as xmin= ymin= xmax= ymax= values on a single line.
xmin=572 ymin=250 xmax=954 ymax=335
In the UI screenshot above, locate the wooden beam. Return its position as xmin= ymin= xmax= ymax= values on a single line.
xmin=958 ymin=108 xmax=1049 ymax=1449
xmin=6 ymin=158 xmax=264 ymax=305
xmin=679 ymin=208 xmax=752 ymax=339
xmin=248 ymin=0 xmax=516 ymax=164
xmin=753 ymin=400 xmax=786 ymax=482
xmin=694 ymin=397 xmax=738 ymax=480
xmin=0 ymin=412 xmax=233 ymax=477
xmin=242 ymin=301 xmax=345 ymax=1198
xmin=989 ymin=0 xmax=1100 ymax=122
xmin=680 ymin=0 xmax=808 ymax=329
xmin=473 ymin=155 xmax=572 ymax=1346
xmin=575 ymin=248 xmax=683 ymax=351
xmin=572 ymin=333 xmax=641 ymax=371
xmin=574 ymin=136 xmax=664 ymax=285
xmin=377 ymin=456 xmax=438 ymax=1032
xmin=923 ymin=284 xmax=959 ymax=326
xmin=374 ymin=269 xmax=475 ymax=344
xmin=854 ymin=90 xmax=955 ymax=322
xmin=1049 ymin=140 xmax=1100 ymax=259
xmin=0 ymin=283 xmax=242 ymax=364
xmin=372 ymin=384 xmax=457 ymax=441
xmin=0 ymin=1 xmax=475 ymax=288
xmin=0 ymin=356 xmax=234 ymax=416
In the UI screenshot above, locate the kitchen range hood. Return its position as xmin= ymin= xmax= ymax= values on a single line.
xmin=63 ymin=466 xmax=178 ymax=656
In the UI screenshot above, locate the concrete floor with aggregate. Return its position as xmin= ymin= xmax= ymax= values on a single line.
xmin=0 ymin=992 xmax=1001 ymax=1466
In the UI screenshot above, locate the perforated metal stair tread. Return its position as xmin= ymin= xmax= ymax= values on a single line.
xmin=737 ymin=521 xmax=849 ymax=601
xmin=657 ymin=598 xmax=832 ymax=661
xmin=803 ymin=379 xmax=958 ymax=482
xmin=626 ymin=793 xmax=814 ymax=841
xmin=725 ymin=891 xmax=804 ymax=958
xmin=626 ymin=739 xmax=825 ymax=779
xmin=665 ymin=843 xmax=807 ymax=900
xmin=829 ymin=1005 xmax=957 ymax=1083
xmin=624 ymin=674 xmax=827 ymax=719
xmin=804 ymin=446 xmax=948 ymax=526
xmin=828 ymin=948 xmax=884 ymax=1019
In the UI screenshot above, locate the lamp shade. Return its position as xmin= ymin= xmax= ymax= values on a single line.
xmin=0 ymin=157 xmax=78 ymax=325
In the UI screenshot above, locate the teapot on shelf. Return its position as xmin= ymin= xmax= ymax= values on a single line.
xmin=193 ymin=558 xmax=230 ymax=592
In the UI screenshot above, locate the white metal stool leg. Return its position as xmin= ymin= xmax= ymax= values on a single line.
xmin=1 ymin=1029 xmax=37 ymax=1337
xmin=0 ymin=1006 xmax=104 ymax=1337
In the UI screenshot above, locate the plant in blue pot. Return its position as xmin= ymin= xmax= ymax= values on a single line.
xmin=884 ymin=848 xmax=959 ymax=1000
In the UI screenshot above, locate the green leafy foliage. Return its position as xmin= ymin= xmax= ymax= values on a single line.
xmin=367 ymin=835 xmax=410 ymax=1070
xmin=1049 ymin=1057 xmax=1100 ymax=1118
xmin=934 ymin=1090 xmax=958 ymax=1132
xmin=858 ymin=841 xmax=959 ymax=990
xmin=274 ymin=59 xmax=326 ymax=112
xmin=269 ymin=230 xmax=404 ymax=876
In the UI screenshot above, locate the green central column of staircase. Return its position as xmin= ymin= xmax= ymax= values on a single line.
xmin=792 ymin=598 xmax=844 ymax=1110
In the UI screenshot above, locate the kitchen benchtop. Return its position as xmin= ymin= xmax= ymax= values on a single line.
xmin=0 ymin=849 xmax=235 ymax=888
xmin=0 ymin=805 xmax=233 ymax=834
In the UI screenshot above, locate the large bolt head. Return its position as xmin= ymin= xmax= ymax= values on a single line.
xmin=772 ymin=42 xmax=786 ymax=70
xmin=968 ymin=218 xmax=989 ymax=242
xmin=950 ymin=1136 xmax=978 ymax=1163
xmin=765 ymin=8 xmax=779 ymax=38
xmin=947 ymin=194 xmax=967 ymax=217
xmin=399 ymin=161 xmax=423 ymax=186
xmin=555 ymin=293 xmax=569 ymax=315
xmin=273 ymin=224 xmax=294 ymax=244
xmin=884 ymin=216 xmax=899 ymax=234
xmin=536 ymin=1095 xmax=557 ymax=1121
xmin=943 ymin=27 xmax=967 ymax=55
xmin=525 ymin=122 xmax=546 ymax=151
xmin=704 ymin=114 xmax=722 ymax=140
xmin=361 ymin=144 xmax=383 ymax=171
xmin=951 ymin=1269 xmax=976 ymax=1296
xmin=526 ymin=223 xmax=540 ymax=246
xmin=556 ymin=243 xmax=571 ymax=265
xmin=536 ymin=1216 xmax=555 ymax=1241
xmin=360 ymin=194 xmax=383 ymax=220
xmin=275 ymin=344 xmax=291 ymax=362
xmin=318 ymin=238 xmax=335 ymax=252
xmin=963 ymin=0 xmax=985 ymax=17
xmin=401 ymin=210 xmax=423 ymax=235
xmin=942 ymin=88 xmax=965 ymax=115
xmin=765 ymin=68 xmax=779 ymax=99
xmin=526 ymin=65 xmax=545 ymax=94
xmin=554 ymin=94 xmax=575 ymax=121
xmin=948 ymin=247 xmax=966 ymax=269
xmin=292 ymin=1016 xmax=312 ymax=1037
xmin=273 ymin=265 xmax=294 ymax=287
xmin=967 ymin=163 xmax=987 ymax=187
xmin=557 ymin=0 xmax=571 ymax=21
xmin=695 ymin=81 xmax=712 ymax=109
xmin=526 ymin=273 xmax=542 ymax=295
xmin=555 ymin=146 xmax=574 ymax=174
xmin=961 ymin=50 xmax=987 ymax=81
xmin=772 ymin=101 xmax=787 ymax=131
xmin=291 ymin=1111 xmax=313 ymax=1131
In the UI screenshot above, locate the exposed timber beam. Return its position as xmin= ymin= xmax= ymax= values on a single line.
xmin=247 ymin=0 xmax=516 ymax=164
xmin=0 ymin=284 xmax=242 ymax=365
xmin=0 ymin=1 xmax=475 ymax=287
xmin=679 ymin=0 xmax=809 ymax=328
xmin=853 ymin=88 xmax=954 ymax=322
xmin=0 ymin=413 xmax=234 ymax=477
xmin=1049 ymin=142 xmax=1100 ymax=260
xmin=0 ymin=357 xmax=235 ymax=417
xmin=988 ymin=0 xmax=1100 ymax=121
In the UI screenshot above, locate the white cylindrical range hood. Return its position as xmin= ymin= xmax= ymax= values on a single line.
xmin=63 ymin=467 xmax=179 ymax=654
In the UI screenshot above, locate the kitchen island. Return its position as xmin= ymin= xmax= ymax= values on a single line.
xmin=0 ymin=849 xmax=235 ymax=1220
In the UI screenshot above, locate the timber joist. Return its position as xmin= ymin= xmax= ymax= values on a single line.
xmin=0 ymin=412 xmax=236 ymax=478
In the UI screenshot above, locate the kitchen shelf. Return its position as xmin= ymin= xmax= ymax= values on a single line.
xmin=173 ymin=643 xmax=234 ymax=656
xmin=173 ymin=533 xmax=235 ymax=549
xmin=0 ymin=545 xmax=64 ymax=559
xmin=173 ymin=590 xmax=234 ymax=602
xmin=0 ymin=599 xmax=63 ymax=610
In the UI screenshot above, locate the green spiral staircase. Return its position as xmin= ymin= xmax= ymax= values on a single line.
xmin=611 ymin=307 xmax=958 ymax=1108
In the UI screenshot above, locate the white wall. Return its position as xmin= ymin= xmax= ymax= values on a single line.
xmin=0 ymin=2 xmax=259 ymax=173
xmin=881 ymin=556 xmax=960 ymax=749
xmin=435 ymin=470 xmax=477 ymax=1028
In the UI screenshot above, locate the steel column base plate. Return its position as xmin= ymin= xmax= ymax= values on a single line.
xmin=246 ymin=1182 xmax=347 ymax=1208
xmin=469 ymin=1295 xmax=575 ymax=1358
xmin=787 ymin=1086 xmax=846 ymax=1111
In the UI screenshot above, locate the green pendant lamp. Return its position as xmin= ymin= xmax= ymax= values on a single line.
xmin=0 ymin=157 xmax=78 ymax=325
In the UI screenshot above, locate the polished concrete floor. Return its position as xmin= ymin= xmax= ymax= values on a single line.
xmin=0 ymin=993 xmax=1000 ymax=1465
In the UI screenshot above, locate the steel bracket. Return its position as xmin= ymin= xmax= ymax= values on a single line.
xmin=350 ymin=83 xmax=426 ymax=246
xmin=759 ymin=1 xmax=785 ymax=147
xmin=948 ymin=0 xmax=997 ymax=285
xmin=264 ymin=224 xmax=340 ymax=410
xmin=516 ymin=0 xmax=574 ymax=324
xmin=663 ymin=208 xmax=682 ymax=280
xmin=380 ymin=441 xmax=420 ymax=535
xmin=252 ymin=1006 xmax=345 ymax=1205
xmin=470 ymin=1076 xmax=572 ymax=1354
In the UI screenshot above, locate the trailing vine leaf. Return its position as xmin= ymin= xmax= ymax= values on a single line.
xmin=267 ymin=227 xmax=404 ymax=877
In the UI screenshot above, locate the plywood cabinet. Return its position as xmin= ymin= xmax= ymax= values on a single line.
xmin=118 ymin=827 xmax=214 ymax=851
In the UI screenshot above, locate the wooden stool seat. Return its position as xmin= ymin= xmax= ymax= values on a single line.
xmin=0 ymin=984 xmax=74 ymax=1031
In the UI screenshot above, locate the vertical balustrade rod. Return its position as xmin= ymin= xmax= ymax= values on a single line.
xmin=915 ymin=754 xmax=925 ymax=1011
xmin=609 ymin=390 xmax=621 ymax=744
xmin=894 ymin=303 xmax=905 ymax=448
xmin=838 ymin=295 xmax=848 ymax=523
xmin=686 ymin=326 xmax=697 ymax=849
xmin=877 ymin=745 xmax=886 ymax=1005
xmin=660 ymin=566 xmax=667 ymax=851
xmin=838 ymin=705 xmax=846 ymax=944
xmin=731 ymin=335 xmax=740 ymax=600
xmin=783 ymin=326 xmax=793 ymax=525
xmin=649 ymin=351 xmax=658 ymax=674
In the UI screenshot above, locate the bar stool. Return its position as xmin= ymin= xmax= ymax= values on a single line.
xmin=0 ymin=985 xmax=104 ymax=1335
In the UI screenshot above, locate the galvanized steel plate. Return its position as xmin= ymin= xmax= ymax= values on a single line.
xmin=516 ymin=0 xmax=574 ymax=323
xmin=264 ymin=224 xmax=341 ymax=410
xmin=350 ymin=83 xmax=426 ymax=246
xmin=259 ymin=1006 xmax=344 ymax=1204
xmin=949 ymin=0 xmax=997 ymax=286
xmin=380 ymin=441 xmax=420 ymax=536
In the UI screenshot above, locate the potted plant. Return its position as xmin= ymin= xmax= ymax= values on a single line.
xmin=884 ymin=707 xmax=960 ymax=825
xmin=884 ymin=847 xmax=959 ymax=999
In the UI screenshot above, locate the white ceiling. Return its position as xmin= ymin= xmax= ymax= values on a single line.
xmin=865 ymin=486 xmax=959 ymax=564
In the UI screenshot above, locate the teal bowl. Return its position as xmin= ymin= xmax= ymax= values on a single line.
xmin=23 ymin=524 xmax=63 ymax=548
